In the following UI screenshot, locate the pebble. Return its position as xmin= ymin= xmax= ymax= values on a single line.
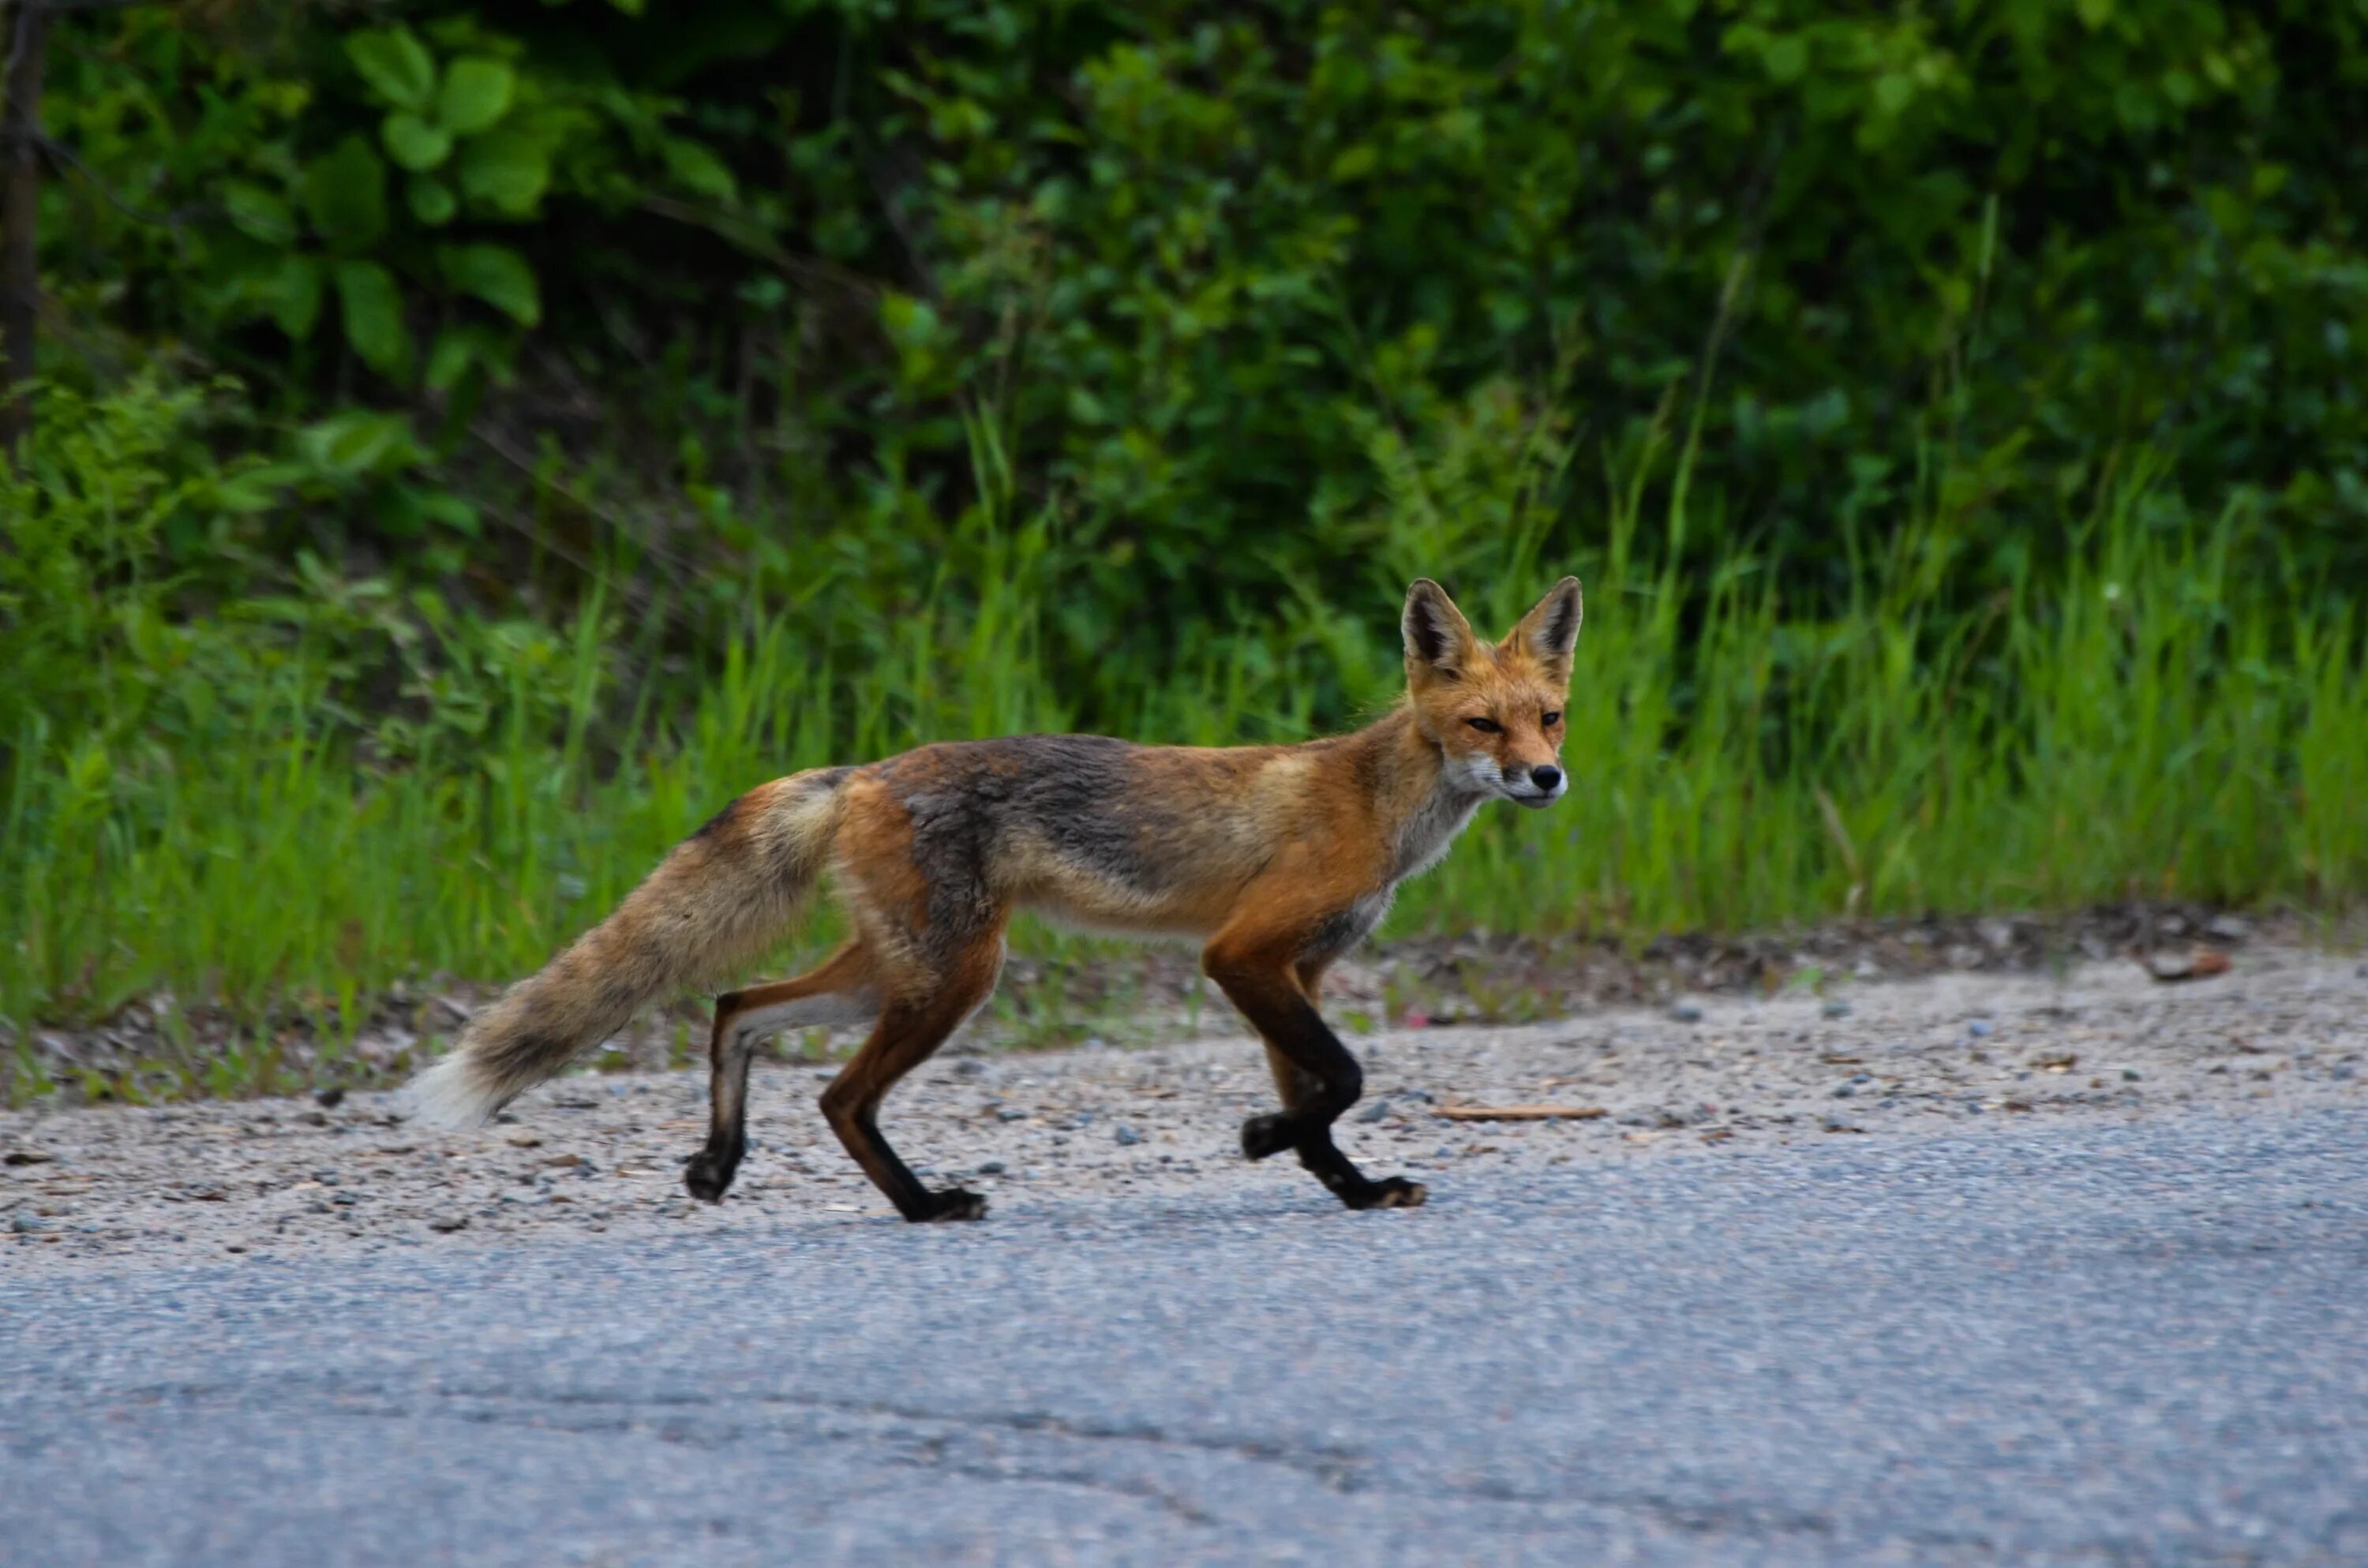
xmin=313 ymin=1087 xmax=347 ymax=1109
xmin=1969 ymin=1020 xmax=1994 ymax=1038
xmin=12 ymin=1213 xmax=44 ymax=1233
xmin=1669 ymin=1003 xmax=1704 ymax=1024
xmin=1355 ymin=1099 xmax=1392 ymax=1123
xmin=427 ymin=1214 xmax=469 ymax=1233
xmin=1114 ymin=1126 xmax=1142 ymax=1147
xmin=1822 ymin=1000 xmax=1853 ymax=1020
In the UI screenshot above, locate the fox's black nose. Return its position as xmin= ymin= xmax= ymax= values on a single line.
xmin=1530 ymin=765 xmax=1562 ymax=792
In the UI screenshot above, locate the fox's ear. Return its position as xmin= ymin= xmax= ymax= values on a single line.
xmin=1505 ymin=577 xmax=1583 ymax=677
xmin=1403 ymin=578 xmax=1479 ymax=682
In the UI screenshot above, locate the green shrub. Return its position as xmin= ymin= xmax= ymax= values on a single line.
xmin=35 ymin=3 xmax=2368 ymax=644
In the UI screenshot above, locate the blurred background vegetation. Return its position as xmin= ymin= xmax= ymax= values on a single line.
xmin=3 ymin=0 xmax=2365 ymax=1084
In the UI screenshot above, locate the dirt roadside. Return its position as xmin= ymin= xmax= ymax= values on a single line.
xmin=4 ymin=942 xmax=2362 ymax=1274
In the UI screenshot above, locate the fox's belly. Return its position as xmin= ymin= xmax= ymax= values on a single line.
xmin=993 ymin=838 xmax=1260 ymax=941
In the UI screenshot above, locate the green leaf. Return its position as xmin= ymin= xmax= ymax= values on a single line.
xmin=302 ymin=136 xmax=388 ymax=249
xmin=344 ymin=27 xmax=437 ymax=112
xmin=407 ymin=175 xmax=457 ymax=227
xmin=878 ymin=292 xmax=944 ymax=386
xmin=332 ymin=260 xmax=411 ymax=378
xmin=1327 ymin=145 xmax=1377 ymax=183
xmin=418 ymin=490 xmax=482 ymax=536
xmin=1762 ymin=35 xmax=1808 ymax=83
xmin=879 ymin=291 xmax=942 ymax=347
xmin=206 ymin=466 xmax=296 ymax=515
xmin=437 ymin=58 xmax=515 ymax=137
xmin=381 ymin=111 xmax=453 ymax=172
xmin=267 ymin=254 xmax=324 ymax=339
xmin=425 ymin=324 xmax=515 ymax=391
xmin=298 ymin=410 xmax=421 ymax=479
xmin=223 ymin=182 xmax=297 ymax=243
xmin=660 ymin=136 xmax=738 ymax=203
xmin=437 ymin=243 xmax=540 ymax=326
xmin=424 ymin=327 xmax=477 ymax=392
xmin=458 ymin=128 xmax=552 ymax=215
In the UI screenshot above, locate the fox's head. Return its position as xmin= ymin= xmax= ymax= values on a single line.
xmin=1401 ymin=576 xmax=1583 ymax=810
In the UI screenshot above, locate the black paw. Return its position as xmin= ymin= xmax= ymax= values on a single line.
xmin=1241 ymin=1112 xmax=1298 ymax=1162
xmin=683 ymin=1147 xmax=740 ymax=1203
xmin=1342 ymin=1175 xmax=1427 ymax=1211
xmin=912 ymin=1187 xmax=989 ymax=1223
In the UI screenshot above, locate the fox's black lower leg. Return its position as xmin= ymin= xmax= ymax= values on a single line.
xmin=819 ymin=937 xmax=1002 ymax=1222
xmin=684 ymin=997 xmax=753 ymax=1203
xmin=1249 ymin=1040 xmax=1427 ymax=1211
xmin=685 ymin=945 xmax=875 ymax=1203
xmin=1208 ymin=953 xmax=1426 ymax=1212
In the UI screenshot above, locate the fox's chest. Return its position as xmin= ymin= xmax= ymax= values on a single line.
xmin=1390 ymin=788 xmax=1485 ymax=884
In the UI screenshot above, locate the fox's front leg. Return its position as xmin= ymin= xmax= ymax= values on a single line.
xmin=1202 ymin=933 xmax=1426 ymax=1212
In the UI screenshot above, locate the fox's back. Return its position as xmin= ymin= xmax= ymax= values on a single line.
xmin=843 ymin=732 xmax=1347 ymax=934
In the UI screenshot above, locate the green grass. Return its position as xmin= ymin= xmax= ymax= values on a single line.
xmin=5 ymin=398 xmax=2366 ymax=1103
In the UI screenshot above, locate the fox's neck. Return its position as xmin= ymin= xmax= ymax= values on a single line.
xmin=1339 ymin=702 xmax=1487 ymax=881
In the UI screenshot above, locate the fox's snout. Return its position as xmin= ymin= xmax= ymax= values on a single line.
xmin=1506 ymin=760 xmax=1566 ymax=808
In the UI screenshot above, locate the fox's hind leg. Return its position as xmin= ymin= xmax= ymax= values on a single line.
xmin=685 ymin=941 xmax=878 ymax=1203
xmin=818 ymin=927 xmax=1006 ymax=1222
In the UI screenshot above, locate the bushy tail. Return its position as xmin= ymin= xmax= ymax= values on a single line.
xmin=405 ymin=769 xmax=847 ymax=1127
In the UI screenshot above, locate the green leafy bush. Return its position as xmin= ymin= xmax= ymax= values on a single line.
xmin=32 ymin=2 xmax=2368 ymax=642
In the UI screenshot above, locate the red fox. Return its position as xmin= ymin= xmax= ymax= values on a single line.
xmin=408 ymin=577 xmax=1582 ymax=1220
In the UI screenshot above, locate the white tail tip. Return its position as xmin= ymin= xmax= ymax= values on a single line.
xmin=403 ymin=1053 xmax=504 ymax=1128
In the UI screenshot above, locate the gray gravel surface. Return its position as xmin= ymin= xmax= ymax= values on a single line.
xmin=5 ymin=948 xmax=2365 ymax=1564
xmin=6 ymin=945 xmax=2362 ymax=1267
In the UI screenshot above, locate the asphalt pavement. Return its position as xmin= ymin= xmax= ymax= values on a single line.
xmin=6 ymin=1106 xmax=2366 ymax=1566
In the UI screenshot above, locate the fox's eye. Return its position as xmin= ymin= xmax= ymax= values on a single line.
xmin=1542 ymin=710 xmax=1562 ymax=727
xmin=1466 ymin=717 xmax=1502 ymax=735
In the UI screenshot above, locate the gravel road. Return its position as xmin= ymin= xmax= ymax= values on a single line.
xmin=5 ymin=946 xmax=2364 ymax=1563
